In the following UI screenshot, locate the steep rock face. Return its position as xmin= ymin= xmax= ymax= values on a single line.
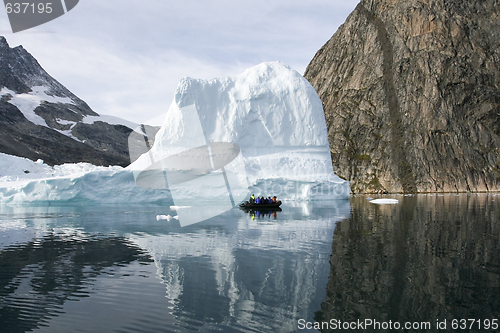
xmin=0 ymin=36 xmax=142 ymax=166
xmin=305 ymin=0 xmax=500 ymax=193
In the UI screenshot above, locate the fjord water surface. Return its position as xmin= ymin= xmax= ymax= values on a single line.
xmin=316 ymin=194 xmax=500 ymax=332
xmin=0 ymin=201 xmax=350 ymax=333
xmin=2 ymin=194 xmax=498 ymax=333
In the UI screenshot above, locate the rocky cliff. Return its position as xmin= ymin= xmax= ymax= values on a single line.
xmin=0 ymin=36 xmax=153 ymax=167
xmin=305 ymin=0 xmax=500 ymax=193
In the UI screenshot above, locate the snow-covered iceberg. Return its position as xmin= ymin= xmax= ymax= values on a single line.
xmin=0 ymin=62 xmax=349 ymax=206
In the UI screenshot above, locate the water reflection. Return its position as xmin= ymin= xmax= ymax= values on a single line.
xmin=0 ymin=201 xmax=351 ymax=332
xmin=239 ymin=206 xmax=282 ymax=220
xmin=316 ymin=194 xmax=500 ymax=332
xmin=133 ymin=202 xmax=350 ymax=332
xmin=0 ymin=232 xmax=152 ymax=333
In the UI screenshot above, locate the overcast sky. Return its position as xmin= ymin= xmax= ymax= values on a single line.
xmin=0 ymin=0 xmax=357 ymax=124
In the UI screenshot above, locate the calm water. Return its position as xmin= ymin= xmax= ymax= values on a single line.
xmin=1 ymin=195 xmax=499 ymax=332
xmin=0 ymin=201 xmax=350 ymax=333
xmin=316 ymin=194 xmax=500 ymax=333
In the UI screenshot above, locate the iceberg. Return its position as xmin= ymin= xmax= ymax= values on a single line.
xmin=0 ymin=62 xmax=349 ymax=207
xmin=129 ymin=62 xmax=350 ymax=201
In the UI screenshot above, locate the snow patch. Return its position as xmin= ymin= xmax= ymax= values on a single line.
xmin=55 ymin=118 xmax=77 ymax=127
xmin=1 ymin=86 xmax=74 ymax=128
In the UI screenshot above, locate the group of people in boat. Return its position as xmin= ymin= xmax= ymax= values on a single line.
xmin=249 ymin=194 xmax=278 ymax=204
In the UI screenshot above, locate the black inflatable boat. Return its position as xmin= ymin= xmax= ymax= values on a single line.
xmin=239 ymin=201 xmax=282 ymax=209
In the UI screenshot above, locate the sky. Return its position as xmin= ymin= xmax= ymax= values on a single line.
xmin=0 ymin=0 xmax=358 ymax=124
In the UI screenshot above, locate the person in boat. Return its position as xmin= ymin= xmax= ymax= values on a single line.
xmin=256 ymin=196 xmax=261 ymax=204
xmin=272 ymin=196 xmax=277 ymax=203
xmin=250 ymin=194 xmax=255 ymax=204
xmin=267 ymin=196 xmax=272 ymax=204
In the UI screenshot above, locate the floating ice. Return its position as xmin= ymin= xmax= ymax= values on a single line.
xmin=170 ymin=206 xmax=192 ymax=210
xmin=369 ymin=199 xmax=399 ymax=205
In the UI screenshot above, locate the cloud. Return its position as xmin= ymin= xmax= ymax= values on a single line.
xmin=0 ymin=0 xmax=357 ymax=124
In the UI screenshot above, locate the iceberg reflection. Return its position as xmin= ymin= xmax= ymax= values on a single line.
xmin=131 ymin=201 xmax=350 ymax=332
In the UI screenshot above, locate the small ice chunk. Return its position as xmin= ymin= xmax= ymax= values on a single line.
xmin=369 ymin=199 xmax=399 ymax=205
xmin=156 ymin=214 xmax=172 ymax=221
xmin=170 ymin=206 xmax=191 ymax=210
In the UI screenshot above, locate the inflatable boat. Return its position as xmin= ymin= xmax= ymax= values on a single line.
xmin=239 ymin=201 xmax=282 ymax=209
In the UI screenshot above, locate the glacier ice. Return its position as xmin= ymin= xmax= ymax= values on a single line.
xmin=0 ymin=62 xmax=350 ymax=206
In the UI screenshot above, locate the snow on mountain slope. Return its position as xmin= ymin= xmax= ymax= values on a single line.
xmin=0 ymin=86 xmax=138 ymax=139
xmin=1 ymin=86 xmax=73 ymax=126
xmin=82 ymin=114 xmax=139 ymax=130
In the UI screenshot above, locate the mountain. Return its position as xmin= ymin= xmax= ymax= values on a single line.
xmin=304 ymin=0 xmax=500 ymax=193
xmin=0 ymin=36 xmax=149 ymax=167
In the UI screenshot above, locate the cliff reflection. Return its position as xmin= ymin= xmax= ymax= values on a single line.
xmin=316 ymin=194 xmax=500 ymax=332
xmin=132 ymin=202 xmax=351 ymax=332
xmin=0 ymin=232 xmax=152 ymax=333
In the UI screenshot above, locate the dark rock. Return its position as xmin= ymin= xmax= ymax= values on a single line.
xmin=304 ymin=0 xmax=500 ymax=193
xmin=0 ymin=100 xmax=128 ymax=166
